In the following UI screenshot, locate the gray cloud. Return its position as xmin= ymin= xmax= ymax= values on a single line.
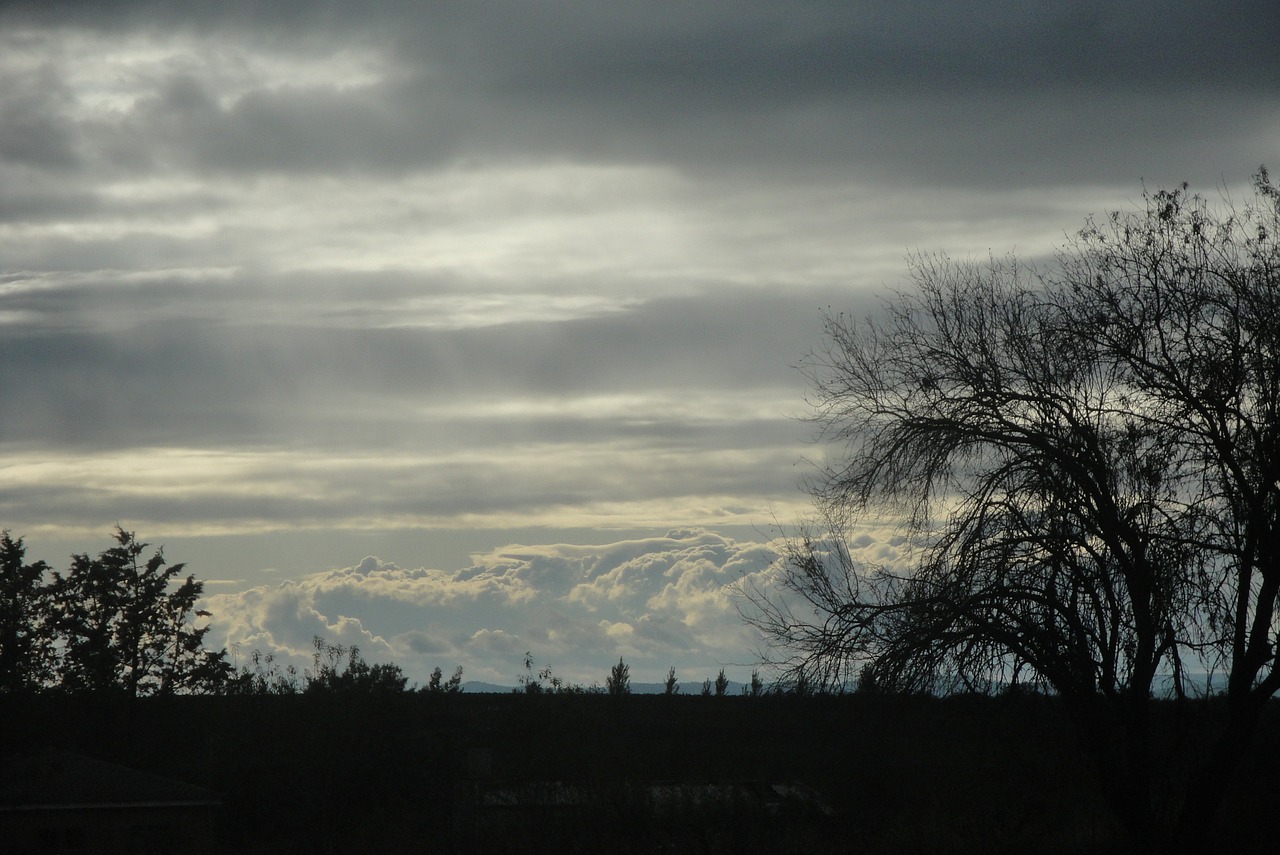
xmin=0 ymin=67 xmax=82 ymax=170
xmin=1 ymin=0 xmax=1274 ymax=681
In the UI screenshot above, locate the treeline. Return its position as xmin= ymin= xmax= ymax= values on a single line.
xmin=0 ymin=528 xmax=464 ymax=697
xmin=517 ymin=653 xmax=774 ymax=698
xmin=229 ymin=634 xmax=463 ymax=696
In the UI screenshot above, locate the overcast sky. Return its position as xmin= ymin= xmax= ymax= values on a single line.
xmin=2 ymin=1 xmax=1276 ymax=686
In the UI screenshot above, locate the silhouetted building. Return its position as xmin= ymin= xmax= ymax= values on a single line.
xmin=0 ymin=751 xmax=220 ymax=855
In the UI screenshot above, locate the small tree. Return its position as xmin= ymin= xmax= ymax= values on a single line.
xmin=854 ymin=663 xmax=880 ymax=696
xmin=606 ymin=657 xmax=631 ymax=695
xmin=714 ymin=668 xmax=729 ymax=697
xmin=517 ymin=651 xmax=574 ymax=694
xmin=663 ymin=665 xmax=680 ymax=695
xmin=425 ymin=665 xmax=464 ymax=694
xmin=226 ymin=647 xmax=301 ymax=695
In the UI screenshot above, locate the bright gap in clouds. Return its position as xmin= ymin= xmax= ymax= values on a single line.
xmin=2 ymin=28 xmax=391 ymax=118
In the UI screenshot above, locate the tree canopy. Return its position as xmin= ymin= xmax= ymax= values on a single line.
xmin=50 ymin=528 xmax=230 ymax=696
xmin=0 ymin=528 xmax=234 ymax=696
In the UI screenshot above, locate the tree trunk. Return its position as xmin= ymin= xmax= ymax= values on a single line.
xmin=1173 ymin=696 xmax=1265 ymax=855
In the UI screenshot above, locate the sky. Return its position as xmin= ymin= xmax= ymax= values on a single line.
xmin=1 ymin=1 xmax=1276 ymax=688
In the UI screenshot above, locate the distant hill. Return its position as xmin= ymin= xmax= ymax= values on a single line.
xmin=460 ymin=680 xmax=515 ymax=693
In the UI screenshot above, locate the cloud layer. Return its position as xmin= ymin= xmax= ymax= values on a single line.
xmin=204 ymin=528 xmax=787 ymax=687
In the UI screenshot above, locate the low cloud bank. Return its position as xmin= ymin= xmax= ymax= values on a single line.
xmin=205 ymin=528 xmax=790 ymax=687
xmin=204 ymin=523 xmax=916 ymax=688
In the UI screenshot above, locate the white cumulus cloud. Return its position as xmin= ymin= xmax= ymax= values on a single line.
xmin=205 ymin=528 xmax=808 ymax=687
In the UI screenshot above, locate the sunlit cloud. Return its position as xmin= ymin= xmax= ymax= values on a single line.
xmin=205 ymin=529 xmax=789 ymax=686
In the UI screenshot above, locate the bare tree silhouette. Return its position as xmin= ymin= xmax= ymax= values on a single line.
xmin=743 ymin=171 xmax=1280 ymax=853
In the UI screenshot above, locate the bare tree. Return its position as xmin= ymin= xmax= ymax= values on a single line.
xmin=742 ymin=171 xmax=1280 ymax=853
xmin=1061 ymin=172 xmax=1280 ymax=850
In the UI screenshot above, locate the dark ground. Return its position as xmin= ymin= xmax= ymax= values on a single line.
xmin=3 ymin=692 xmax=1277 ymax=853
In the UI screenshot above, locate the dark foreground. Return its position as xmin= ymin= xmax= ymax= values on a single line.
xmin=2 ymin=692 xmax=1276 ymax=854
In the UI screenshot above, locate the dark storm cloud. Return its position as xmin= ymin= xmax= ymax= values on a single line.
xmin=3 ymin=1 xmax=1273 ymax=185
xmin=29 ymin=0 xmax=1269 ymax=92
xmin=394 ymin=0 xmax=1278 ymax=173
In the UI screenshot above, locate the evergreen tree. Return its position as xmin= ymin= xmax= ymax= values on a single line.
xmin=663 ymin=665 xmax=679 ymax=695
xmin=605 ymin=657 xmax=630 ymax=695
xmin=0 ymin=532 xmax=53 ymax=692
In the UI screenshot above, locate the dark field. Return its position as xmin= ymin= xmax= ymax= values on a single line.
xmin=3 ymin=693 xmax=1277 ymax=854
